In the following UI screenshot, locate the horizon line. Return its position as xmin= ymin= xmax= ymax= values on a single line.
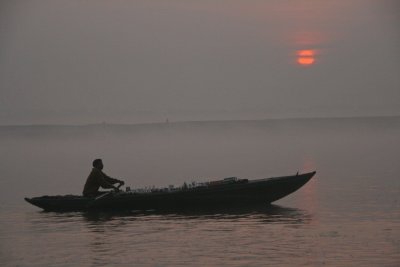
xmin=1 ymin=114 xmax=399 ymax=127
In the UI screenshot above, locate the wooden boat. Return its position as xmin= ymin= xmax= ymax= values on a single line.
xmin=25 ymin=171 xmax=316 ymax=212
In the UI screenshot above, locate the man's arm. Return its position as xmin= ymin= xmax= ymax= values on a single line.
xmin=103 ymin=172 xmax=125 ymax=187
xmin=98 ymin=176 xmax=117 ymax=189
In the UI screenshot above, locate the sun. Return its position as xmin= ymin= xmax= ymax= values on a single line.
xmin=297 ymin=49 xmax=316 ymax=66
xmin=298 ymin=57 xmax=315 ymax=65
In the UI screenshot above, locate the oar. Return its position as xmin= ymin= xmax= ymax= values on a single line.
xmin=86 ymin=184 xmax=124 ymax=209
xmin=95 ymin=191 xmax=113 ymax=200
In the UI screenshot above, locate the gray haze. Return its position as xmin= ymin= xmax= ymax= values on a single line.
xmin=1 ymin=117 xmax=400 ymax=203
xmin=0 ymin=0 xmax=399 ymax=124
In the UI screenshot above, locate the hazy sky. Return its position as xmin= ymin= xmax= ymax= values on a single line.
xmin=0 ymin=0 xmax=399 ymax=124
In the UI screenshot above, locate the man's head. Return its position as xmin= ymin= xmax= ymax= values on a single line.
xmin=92 ymin=159 xmax=104 ymax=170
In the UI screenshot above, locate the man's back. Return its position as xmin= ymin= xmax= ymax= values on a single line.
xmin=83 ymin=168 xmax=104 ymax=197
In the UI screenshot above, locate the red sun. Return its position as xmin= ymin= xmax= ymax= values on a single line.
xmin=297 ymin=50 xmax=316 ymax=66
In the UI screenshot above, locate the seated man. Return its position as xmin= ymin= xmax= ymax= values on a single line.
xmin=83 ymin=159 xmax=124 ymax=197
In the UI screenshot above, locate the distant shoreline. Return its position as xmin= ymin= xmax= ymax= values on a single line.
xmin=0 ymin=115 xmax=400 ymax=128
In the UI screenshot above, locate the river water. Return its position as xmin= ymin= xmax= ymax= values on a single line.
xmin=1 ymin=117 xmax=399 ymax=266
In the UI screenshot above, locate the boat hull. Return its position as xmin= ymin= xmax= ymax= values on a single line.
xmin=25 ymin=171 xmax=316 ymax=212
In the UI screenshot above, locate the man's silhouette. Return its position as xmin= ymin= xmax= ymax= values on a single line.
xmin=83 ymin=159 xmax=124 ymax=197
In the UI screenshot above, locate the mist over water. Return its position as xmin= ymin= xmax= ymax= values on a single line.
xmin=1 ymin=117 xmax=399 ymax=266
xmin=1 ymin=117 xmax=397 ymax=202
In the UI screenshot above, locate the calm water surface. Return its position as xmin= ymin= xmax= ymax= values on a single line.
xmin=1 ymin=117 xmax=399 ymax=266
